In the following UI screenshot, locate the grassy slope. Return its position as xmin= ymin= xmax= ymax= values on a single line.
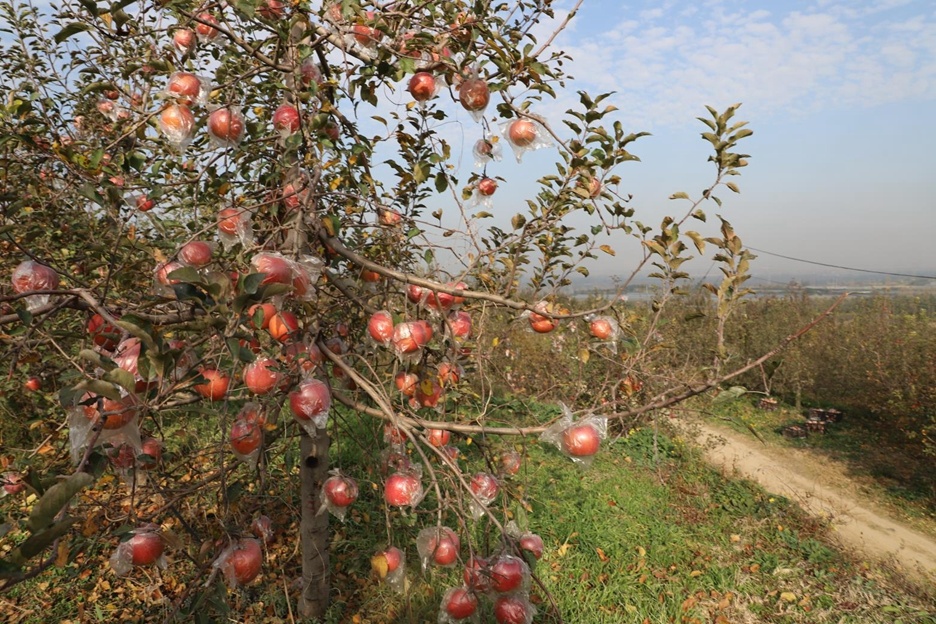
xmin=3 ymin=426 xmax=934 ymax=623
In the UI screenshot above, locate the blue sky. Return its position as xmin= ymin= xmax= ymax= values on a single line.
xmin=502 ymin=0 xmax=936 ymax=281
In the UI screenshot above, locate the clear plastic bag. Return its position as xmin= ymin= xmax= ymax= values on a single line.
xmin=501 ymin=118 xmax=552 ymax=163
xmin=318 ymin=471 xmax=359 ymax=522
xmin=109 ymin=524 xmax=166 ymax=576
xmin=539 ymin=403 xmax=608 ymax=466
xmin=416 ymin=525 xmax=460 ymax=570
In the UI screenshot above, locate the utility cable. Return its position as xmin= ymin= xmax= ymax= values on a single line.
xmin=746 ymin=246 xmax=936 ymax=280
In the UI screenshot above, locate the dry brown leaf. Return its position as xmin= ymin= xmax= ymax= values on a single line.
xmin=595 ymin=547 xmax=609 ymax=562
xmin=55 ymin=540 xmax=69 ymax=567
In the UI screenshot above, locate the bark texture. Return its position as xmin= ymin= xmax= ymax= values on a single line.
xmin=299 ymin=428 xmax=330 ymax=619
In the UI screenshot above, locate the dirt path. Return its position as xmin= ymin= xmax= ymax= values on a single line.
xmin=680 ymin=418 xmax=936 ymax=587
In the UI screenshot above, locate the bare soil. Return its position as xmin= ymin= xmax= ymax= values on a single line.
xmin=680 ymin=417 xmax=936 ymax=589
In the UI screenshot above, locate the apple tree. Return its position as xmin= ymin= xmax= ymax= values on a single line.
xmin=0 ymin=0 xmax=764 ymax=620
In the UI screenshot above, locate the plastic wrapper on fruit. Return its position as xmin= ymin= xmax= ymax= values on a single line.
xmin=539 ymin=403 xmax=608 ymax=466
xmin=487 ymin=553 xmax=532 ymax=595
xmin=157 ymin=103 xmax=196 ymax=151
xmin=68 ymin=398 xmax=142 ymax=465
xmin=372 ymin=546 xmax=406 ymax=593
xmin=162 ymin=71 xmax=210 ymax=107
xmin=469 ymin=177 xmax=497 ymax=210
xmin=468 ymin=472 xmax=499 ymax=520
xmin=493 ymin=594 xmax=536 ymax=624
xmin=289 ymin=376 xmax=331 ymax=436
xmin=384 ymin=464 xmax=425 ymax=510
xmin=416 ymin=526 xmax=460 ymax=571
xmin=206 ymin=105 xmax=246 ymax=149
xmin=217 ymin=206 xmax=254 ymax=250
xmin=107 ymin=442 xmax=146 ymax=487
xmin=584 ymin=314 xmax=620 ymax=353
xmin=505 ymin=521 xmax=544 ymax=562
xmin=11 ymin=259 xmax=60 ymax=311
xmin=109 ymin=525 xmax=167 ymax=577
xmin=212 ymin=538 xmax=263 ymax=588
xmin=229 ymin=415 xmax=263 ymax=470
xmin=501 ymin=117 xmax=552 ymax=163
xmin=473 ymin=137 xmax=502 ymax=168
xmin=291 ymin=254 xmax=324 ymax=302
xmin=438 ymin=585 xmax=481 ymax=623
xmin=318 ymin=471 xmax=359 ymax=522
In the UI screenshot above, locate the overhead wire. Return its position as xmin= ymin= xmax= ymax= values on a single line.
xmin=745 ymin=246 xmax=936 ymax=280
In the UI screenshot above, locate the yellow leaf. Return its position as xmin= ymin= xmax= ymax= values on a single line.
xmin=690 ymin=569 xmax=702 ymax=577
xmin=36 ymin=442 xmax=55 ymax=455
xmin=599 ymin=244 xmax=615 ymax=256
xmin=637 ymin=546 xmax=646 ymax=557
xmin=370 ymin=553 xmax=389 ymax=579
xmin=780 ymin=592 xmax=797 ymax=603
xmin=55 ymin=540 xmax=69 ymax=567
xmin=579 ymin=348 xmax=590 ymax=363
xmin=492 ymin=337 xmax=499 ymax=347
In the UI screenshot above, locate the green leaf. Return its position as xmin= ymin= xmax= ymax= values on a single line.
xmin=669 ymin=192 xmax=689 ymax=200
xmin=511 ymin=214 xmax=526 ymax=230
xmin=54 ymin=23 xmax=91 ymax=44
xmin=240 ymin=272 xmax=266 ymax=295
xmin=9 ymin=518 xmax=77 ymax=566
xmin=725 ymin=181 xmax=740 ymax=193
xmin=166 ymin=266 xmax=204 ymax=285
xmin=104 ymin=368 xmax=136 ymax=393
xmin=713 ymin=386 xmax=748 ymax=405
xmin=28 ymin=473 xmax=94 ymax=531
xmin=686 ymin=231 xmax=705 ymax=254
xmin=434 ymin=172 xmax=448 ymax=193
xmin=74 ymin=379 xmax=122 ymax=401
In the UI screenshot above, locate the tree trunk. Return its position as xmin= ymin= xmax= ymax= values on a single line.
xmin=298 ymin=428 xmax=330 ymax=619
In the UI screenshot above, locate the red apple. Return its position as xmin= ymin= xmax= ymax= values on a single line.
xmin=251 ymin=252 xmax=294 ymax=286
xmin=459 ymin=77 xmax=490 ymax=112
xmin=437 ymin=362 xmax=462 ymax=386
xmin=207 ymin=107 xmax=245 ymax=144
xmin=243 ymin=357 xmax=282 ymax=395
xmin=82 ymin=393 xmax=137 ymax=430
xmin=25 ymin=376 xmax=41 ymax=392
xmin=380 ymin=546 xmax=403 ymax=573
xmin=470 ymin=472 xmax=499 ymax=502
xmin=490 ymin=555 xmax=527 ymax=593
xmin=87 ymin=313 xmax=120 ymax=350
xmin=507 ymin=119 xmax=537 ymax=147
xmin=173 ymin=28 xmax=195 ymax=54
xmin=443 ymin=586 xmax=479 ymax=619
xmin=384 ymin=472 xmax=420 ymax=507
xmin=499 ymin=450 xmax=522 ymax=476
xmin=406 ymin=283 xmax=425 ymax=304
xmin=351 ymin=12 xmax=380 ymax=45
xmin=383 ymin=423 xmax=407 ymax=446
xmin=408 ymin=72 xmax=437 ymax=102
xmin=323 ymin=475 xmax=358 ymax=508
xmin=126 ymin=530 xmax=164 ymax=566
xmin=528 ymin=302 xmax=558 ymax=333
xmin=273 ymin=104 xmax=300 ymax=134
xmin=447 ymin=310 xmax=473 ymax=339
xmin=368 ymin=311 xmax=394 ymax=344
xmin=394 ymin=372 xmax=418 ymax=397
xmin=426 ymin=428 xmax=450 ymax=447
xmin=248 ymin=303 xmax=277 ymax=330
xmin=226 ymin=538 xmax=262 ymax=585
xmin=361 ymin=269 xmax=381 ymax=283
xmin=477 ymin=177 xmax=497 ymax=197
xmin=519 ymin=533 xmax=544 ymax=560
xmin=12 ymin=260 xmax=59 ymax=293
xmin=425 ymin=527 xmax=460 ymax=566
xmin=108 ymin=443 xmax=136 ymax=470
xmin=258 ymin=0 xmax=285 ymax=19
xmin=494 ymin=595 xmax=533 ymax=624
xmin=179 ymin=240 xmax=213 ymax=267
xmin=561 ymin=423 xmax=600 ymax=457
xmin=217 ymin=206 xmax=246 ymax=236
xmin=138 ymin=437 xmax=163 ymax=470
xmin=2 ymin=472 xmax=26 ymax=496
xmin=463 ymin=556 xmax=491 ymax=591
xmin=166 ymin=72 xmax=202 ymax=103
xmin=230 ymin=417 xmax=262 ymax=455
xmin=268 ymin=311 xmax=299 ymax=342
xmin=159 ymin=103 xmax=194 ymax=137
xmin=194 ymin=367 xmax=230 ymax=401
xmin=155 ymin=260 xmax=184 ymax=287
xmin=289 ymin=378 xmax=331 ymax=422
xmin=135 ymin=194 xmax=154 ymax=212
xmin=589 ymin=317 xmax=614 ymax=340
xmin=392 ymin=320 xmax=432 ymax=354
xmin=414 ymin=378 xmax=443 ymax=408
xmin=195 ymin=13 xmax=220 ymax=41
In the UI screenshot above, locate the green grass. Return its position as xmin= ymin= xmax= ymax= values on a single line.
xmin=3 ymin=417 xmax=934 ymax=623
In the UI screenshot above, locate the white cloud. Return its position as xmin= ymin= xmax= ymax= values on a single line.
xmin=546 ymin=0 xmax=936 ymax=129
